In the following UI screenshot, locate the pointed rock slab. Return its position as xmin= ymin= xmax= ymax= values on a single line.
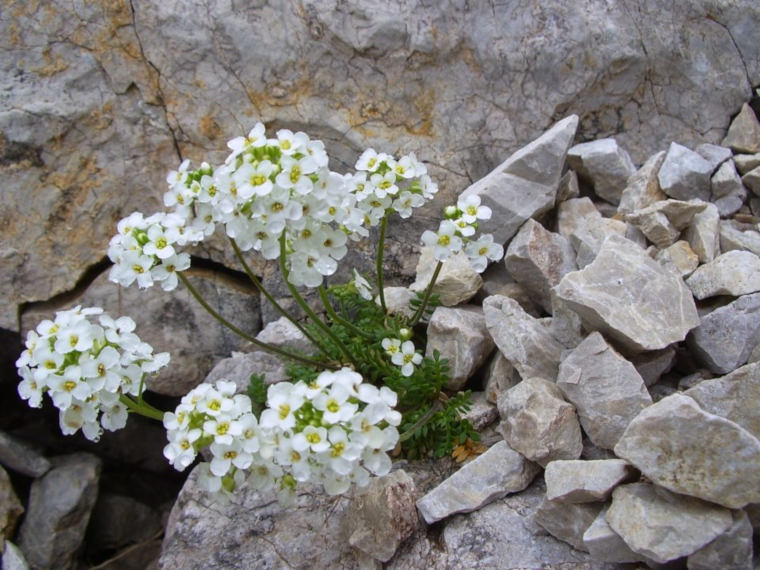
xmin=722 ymin=103 xmax=760 ymax=154
xmin=606 ymin=483 xmax=733 ymax=564
xmin=688 ymin=292 xmax=760 ymax=374
xmin=567 ymin=138 xmax=637 ymax=206
xmin=544 ymin=459 xmax=637 ymax=503
xmin=742 ymin=164 xmax=760 ymax=195
xmin=614 ymin=393 xmax=760 ymax=508
xmin=684 ymin=202 xmax=721 ymax=263
xmin=554 ymin=234 xmax=699 ymax=352
xmin=533 ymin=497 xmax=602 ymax=552
xmin=617 ymin=151 xmax=667 ymax=214
xmin=687 ymin=509 xmax=754 ymax=570
xmin=497 ymin=377 xmax=583 ymax=467
xmin=482 ymin=295 xmax=563 ymax=382
xmin=735 ymin=152 xmax=760 ymax=175
xmin=557 ymin=332 xmax=652 ymax=449
xmin=425 ymin=305 xmax=494 ymax=391
xmin=657 ymin=142 xmax=713 ymax=201
xmin=504 ymin=219 xmax=577 ymax=313
xmin=711 ymin=160 xmax=747 ymax=217
xmin=459 ymin=115 xmax=578 ymax=245
xmin=415 ymin=441 xmax=540 ymax=524
xmin=685 ymin=250 xmax=760 ymax=300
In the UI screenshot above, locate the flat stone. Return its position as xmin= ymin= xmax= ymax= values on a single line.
xmin=533 ymin=496 xmax=602 ymax=552
xmin=0 ymin=431 xmax=50 ymax=478
xmin=557 ymin=332 xmax=652 ymax=449
xmin=567 ymin=138 xmax=636 ymax=205
xmin=655 ymin=240 xmax=700 ymax=277
xmin=504 ymin=219 xmax=577 ymax=313
xmin=722 ymin=103 xmax=760 ymax=154
xmin=425 ymin=305 xmax=494 ymax=390
xmin=720 ymin=219 xmax=760 ymax=257
xmin=685 ymin=250 xmax=760 ymax=299
xmin=544 ymin=459 xmax=637 ymax=503
xmin=497 ymin=377 xmax=583 ymax=467
xmin=459 ymin=115 xmax=579 ymax=245
xmin=554 ymin=234 xmax=700 ymax=352
xmin=614 ymin=393 xmax=760 ymax=508
xmin=415 ymin=441 xmax=540 ymax=524
xmin=658 ymin=142 xmax=713 ymax=201
xmin=688 ymin=292 xmax=760 ymax=374
xmin=606 ymin=483 xmax=733 ymax=564
xmin=410 ymin=247 xmax=482 ymax=307
xmin=684 ymin=201 xmax=721 ymax=263
xmin=482 ymin=294 xmax=563 ymax=382
xmin=583 ymin=508 xmax=650 ymax=564
xmin=687 ymin=509 xmax=754 ymax=570
xmin=617 ymin=150 xmax=667 ymax=214
xmin=711 ymin=160 xmax=747 ymax=217
xmin=696 ymin=143 xmax=733 ymax=172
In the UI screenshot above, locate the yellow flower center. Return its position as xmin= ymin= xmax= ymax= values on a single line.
xmin=216 ymin=422 xmax=230 ymax=435
xmin=306 ymin=432 xmax=322 ymax=444
xmin=289 ymin=165 xmax=301 ymax=183
xmin=63 ymin=380 xmax=77 ymax=392
xmin=331 ymin=442 xmax=345 ymax=457
xmin=251 ymin=174 xmax=267 ymax=186
xmin=437 ymin=234 xmax=450 ymax=246
xmin=208 ymin=399 xmax=222 ymax=411
xmin=326 ymin=399 xmax=340 ymax=413
xmin=278 ymin=404 xmax=291 ymax=419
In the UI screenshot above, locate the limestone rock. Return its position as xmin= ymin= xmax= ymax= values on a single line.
xmin=720 ymin=219 xmax=760 ymax=257
xmin=583 ymin=508 xmax=649 ymax=564
xmin=410 ymin=248 xmax=482 ymax=307
xmin=425 ymin=305 xmax=494 ymax=390
xmin=557 ymin=198 xmax=628 ymax=268
xmin=504 ymin=219 xmax=577 ymax=313
xmin=624 ymin=199 xmax=707 ymax=249
xmin=380 ymin=286 xmax=416 ymax=319
xmin=606 ymin=483 xmax=733 ymax=564
xmin=533 ymin=496 xmax=602 ymax=552
xmin=2 ymin=541 xmax=29 ymax=570
xmin=688 ymin=292 xmax=760 ymax=374
xmin=483 ymin=352 xmax=519 ymax=404
xmin=567 ymin=138 xmax=637 ymax=205
xmin=347 ymin=470 xmax=419 ymax=563
xmin=554 ymin=234 xmax=700 ymax=352
xmin=685 ymin=250 xmax=760 ymax=299
xmin=735 ymin=152 xmax=760 ymax=175
xmin=658 ymin=142 xmax=713 ymax=201
xmin=18 ymin=453 xmax=102 ymax=570
xmin=655 ymin=240 xmax=700 ymax=277
xmin=684 ymin=201 xmax=721 ymax=263
xmin=556 ymin=169 xmax=581 ymax=203
xmin=544 ymin=459 xmax=637 ymax=503
xmin=711 ymin=159 xmax=747 ymax=217
xmin=617 ymin=151 xmax=667 ymax=214
xmin=497 ymin=377 xmax=583 ymax=467
xmin=0 ymin=431 xmax=50 ymax=478
xmin=462 ymin=392 xmax=499 ymax=432
xmin=415 ymin=441 xmax=539 ymax=524
xmin=204 ymin=350 xmax=288 ymax=392
xmin=696 ymin=143 xmax=733 ymax=172
xmin=614 ymin=393 xmax=760 ymax=508
xmin=687 ymin=509 xmax=754 ymax=570
xmin=482 ymin=295 xmax=563 ymax=382
xmin=0 ymin=466 xmax=23 ymax=546
xmin=630 ymin=346 xmax=676 ymax=387
xmin=459 ymin=115 xmax=578 ymax=245
xmin=742 ymin=164 xmax=760 ymax=195
xmin=550 ymin=291 xmax=586 ymax=349
xmin=255 ymin=316 xmax=315 ymax=355
xmin=722 ymin=103 xmax=760 ymax=154
xmin=557 ymin=332 xmax=652 ymax=449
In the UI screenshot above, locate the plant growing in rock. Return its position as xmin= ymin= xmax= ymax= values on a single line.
xmin=16 ymin=123 xmax=503 ymax=502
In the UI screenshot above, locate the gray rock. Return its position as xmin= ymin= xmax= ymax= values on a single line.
xmin=567 ymin=138 xmax=637 ymax=205
xmin=711 ymin=160 xmax=747 ymax=217
xmin=557 ymin=332 xmax=652 ymax=450
xmin=347 ymin=470 xmax=419 ymax=563
xmin=658 ymin=142 xmax=713 ymax=201
xmin=533 ymin=496 xmax=602 ymax=551
xmin=684 ymin=361 xmax=760 ymax=441
xmin=483 ymin=352 xmax=519 ymax=404
xmin=504 ymin=219 xmax=577 ymax=313
xmin=614 ymin=393 xmax=760 ymax=508
xmin=583 ymin=508 xmax=650 ymax=564
xmin=204 ymin=350 xmax=288 ymax=392
xmin=415 ymin=441 xmax=539 ymax=524
xmin=556 ymin=169 xmax=581 ymax=204
xmin=497 ymin=377 xmax=583 ymax=467
xmin=0 ymin=431 xmax=50 ymax=478
xmin=410 ymin=248 xmax=482 ymax=307
xmin=734 ymin=153 xmax=760 ymax=175
xmin=18 ymin=453 xmax=102 ymax=570
xmin=687 ymin=509 xmax=754 ymax=570
xmin=624 ymin=199 xmax=707 ymax=249
xmin=425 ymin=305 xmax=494 ymax=390
xmin=685 ymin=250 xmax=760 ymax=299
xmin=606 ymin=483 xmax=733 ymax=564
xmin=255 ymin=316 xmax=315 ymax=355
xmin=87 ymin=493 xmax=162 ymax=553
xmin=544 ymin=459 xmax=637 ymax=503
xmin=2 ymin=541 xmax=29 ymax=570
xmin=655 ymin=240 xmax=700 ymax=277
xmin=462 ymin=392 xmax=499 ymax=432
xmin=696 ymin=143 xmax=733 ymax=172
xmin=630 ymin=346 xmax=677 ymax=387
xmin=720 ymin=219 xmax=760 ymax=257
xmin=0 ymin=466 xmax=22 ymax=546
xmin=482 ymin=295 xmax=564 ymax=382
xmin=722 ymin=103 xmax=760 ymax=154
xmin=557 ymin=198 xmax=628 ymax=268
xmin=550 ymin=291 xmax=586 ymax=349
xmin=742 ymin=164 xmax=760 ymax=195
xmin=380 ymin=286 xmax=416 ymax=319
xmin=459 ymin=115 xmax=578 ymax=245
xmin=684 ymin=201 xmax=721 ymax=263
xmin=617 ymin=151 xmax=667 ymax=214
xmin=688 ymin=292 xmax=760 ymax=374
xmin=554 ymin=234 xmax=700 ymax=352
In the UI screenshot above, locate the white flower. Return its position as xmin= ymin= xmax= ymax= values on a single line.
xmin=464 ymin=233 xmax=504 ymax=272
xmin=355 ymin=148 xmax=380 ymax=172
xmin=292 ymin=425 xmax=330 ymax=454
xmin=234 ymin=160 xmax=275 ymax=199
xmin=457 ymin=194 xmax=492 ymax=223
xmin=420 ymin=219 xmax=463 ymax=261
xmin=391 ymin=340 xmax=422 ymax=377
xmin=227 ymin=123 xmax=267 ymax=159
xmin=313 ymin=383 xmax=358 ymax=424
xmin=381 ymin=337 xmax=401 ymax=357
xmin=351 ymin=269 xmax=373 ymax=301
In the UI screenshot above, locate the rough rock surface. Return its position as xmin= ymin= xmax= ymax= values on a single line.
xmin=583 ymin=508 xmax=649 ymax=564
xmin=0 ymin=465 xmax=23 ymax=547
xmin=657 ymin=142 xmax=713 ymax=201
xmin=687 ymin=509 xmax=754 ymax=570
xmin=544 ymin=459 xmax=637 ymax=503
xmin=410 ymin=248 xmax=482 ymax=307
xmin=617 ymin=151 xmax=667 ymax=214
xmin=533 ymin=497 xmax=602 ymax=552
xmin=567 ymin=138 xmax=636 ymax=205
xmin=685 ymin=250 xmax=760 ymax=299
xmin=722 ymin=102 xmax=760 ymax=153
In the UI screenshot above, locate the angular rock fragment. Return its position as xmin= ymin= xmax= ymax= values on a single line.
xmin=711 ymin=160 xmax=747 ymax=216
xmin=426 ymin=305 xmax=494 ymax=390
xmin=655 ymin=240 xmax=699 ymax=277
xmin=557 ymin=197 xmax=627 ymax=268
xmin=734 ymin=152 xmax=760 ymax=175
xmin=459 ymin=115 xmax=578 ymax=245
xmin=684 ymin=202 xmax=721 ymax=263
xmin=411 ymin=248 xmax=482 ymax=307
xmin=742 ymin=164 xmax=760 ymax=196
xmin=462 ymin=391 xmax=499 ymax=431
xmin=617 ymin=151 xmax=666 ymax=214
xmin=533 ymin=496 xmax=602 ymax=551
xmin=482 ymin=294 xmax=563 ymax=382
xmin=550 ymin=291 xmax=585 ymax=349
xmin=685 ymin=250 xmax=760 ymax=299
xmin=695 ymin=143 xmax=733 ymax=172
xmin=0 ymin=431 xmax=50 ymax=478
xmin=554 ymin=234 xmax=700 ymax=352
xmin=504 ymin=219 xmax=577 ymax=313
xmin=624 ymin=198 xmax=707 ymax=249
xmin=497 ymin=377 xmax=583 ymax=466
xmin=556 ymin=169 xmax=580 ymax=203
xmin=544 ymin=459 xmax=636 ymax=503
xmin=630 ymin=346 xmax=676 ymax=387
xmin=567 ymin=138 xmax=636 ymax=205
xmin=483 ymin=351 xmax=519 ymax=404
xmin=606 ymin=483 xmax=733 ymax=564
xmin=0 ymin=465 xmax=23 ymax=545
xmin=614 ymin=394 xmax=760 ymax=508
xmin=2 ymin=541 xmax=28 ymax=570
xmin=415 ymin=441 xmax=539 ymax=524
xmin=204 ymin=350 xmax=288 ymax=391
xmin=557 ymin=332 xmax=652 ymax=449
xmin=255 ymin=316 xmax=315 ymax=354
xmin=720 ymin=219 xmax=760 ymax=257
xmin=688 ymin=292 xmax=760 ymax=374
xmin=380 ymin=286 xmax=416 ymax=319
xmin=657 ymin=142 xmax=713 ymax=201
xmin=583 ymin=508 xmax=649 ymax=563
xmin=687 ymin=509 xmax=754 ymax=570
xmin=722 ymin=103 xmax=760 ymax=154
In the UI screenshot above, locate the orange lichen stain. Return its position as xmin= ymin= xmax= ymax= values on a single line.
xmin=459 ymin=44 xmax=482 ymax=74
xmin=31 ymin=46 xmax=70 ymax=77
xmin=198 ymin=114 xmax=221 ymax=140
xmin=43 ymin=154 xmax=104 ymax=229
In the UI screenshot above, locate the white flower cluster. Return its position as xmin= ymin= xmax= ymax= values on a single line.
xmin=421 ymin=194 xmax=504 ymax=271
xmin=163 ymin=368 xmax=400 ymax=502
xmin=108 ymin=123 xmax=438 ymax=290
xmin=382 ymin=337 xmax=423 ymax=377
xmin=16 ymin=306 xmax=170 ymax=441
xmin=107 ymin=212 xmax=193 ymax=291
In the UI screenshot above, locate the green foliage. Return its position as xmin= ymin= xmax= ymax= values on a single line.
xmin=247 ymin=372 xmax=269 ymax=417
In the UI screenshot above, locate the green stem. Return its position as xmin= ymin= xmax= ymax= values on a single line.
xmin=409 ymin=260 xmax=444 ymax=327
xmin=317 ymin=286 xmax=372 ymax=339
xmin=398 ymin=401 xmax=442 ymax=443
xmin=120 ymin=395 xmax=165 ymax=422
xmin=229 ymin=237 xmax=331 ymax=356
xmin=177 ymin=272 xmax=334 ymax=369
xmin=376 ymin=214 xmax=389 ymax=314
